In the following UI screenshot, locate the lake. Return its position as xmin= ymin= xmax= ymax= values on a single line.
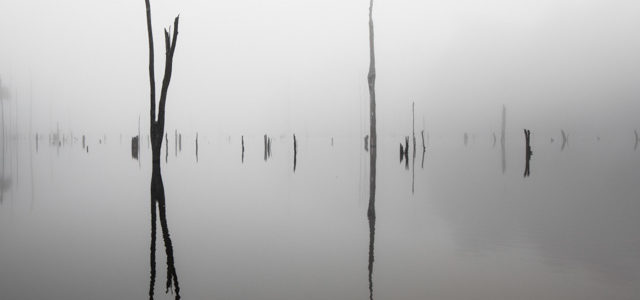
xmin=1 ymin=133 xmax=639 ymax=299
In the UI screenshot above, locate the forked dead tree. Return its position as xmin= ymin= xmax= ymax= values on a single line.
xmin=144 ymin=0 xmax=180 ymax=298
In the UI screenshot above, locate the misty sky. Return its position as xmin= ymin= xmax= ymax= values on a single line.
xmin=0 ymin=0 xmax=638 ymax=139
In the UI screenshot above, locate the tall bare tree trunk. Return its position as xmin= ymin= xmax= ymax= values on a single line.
xmin=144 ymin=1 xmax=181 ymax=298
xmin=367 ymin=1 xmax=377 ymax=299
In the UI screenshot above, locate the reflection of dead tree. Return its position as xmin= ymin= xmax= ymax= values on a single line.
xmin=144 ymin=0 xmax=181 ymax=298
xmin=523 ymin=129 xmax=532 ymax=177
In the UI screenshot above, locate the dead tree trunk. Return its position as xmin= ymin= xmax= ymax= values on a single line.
xmin=264 ymin=134 xmax=268 ymax=161
xmin=144 ymin=0 xmax=180 ymax=298
xmin=524 ymin=129 xmax=532 ymax=177
xmin=412 ymin=102 xmax=416 ymax=159
xmin=364 ymin=135 xmax=369 ymax=152
xmin=501 ymin=105 xmax=506 ymax=174
xmin=293 ymin=134 xmax=297 ymax=172
xmin=366 ymin=1 xmax=377 ymax=299
xmin=420 ymin=130 xmax=426 ymax=169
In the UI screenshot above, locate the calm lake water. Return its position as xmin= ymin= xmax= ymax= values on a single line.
xmin=1 ymin=134 xmax=639 ymax=299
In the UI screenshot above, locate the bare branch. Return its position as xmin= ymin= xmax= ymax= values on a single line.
xmin=144 ymin=0 xmax=156 ymax=124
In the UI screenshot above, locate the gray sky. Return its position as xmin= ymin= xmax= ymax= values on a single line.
xmin=1 ymin=0 xmax=639 ymax=138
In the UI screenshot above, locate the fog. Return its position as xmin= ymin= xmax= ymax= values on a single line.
xmin=1 ymin=1 xmax=640 ymax=299
xmin=1 ymin=0 xmax=638 ymax=139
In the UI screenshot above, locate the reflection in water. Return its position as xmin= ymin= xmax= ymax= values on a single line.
xmin=501 ymin=105 xmax=506 ymax=174
xmin=149 ymin=161 xmax=180 ymax=300
xmin=523 ymin=129 xmax=532 ymax=177
xmin=634 ymin=130 xmax=638 ymax=151
xmin=561 ymin=129 xmax=568 ymax=151
xmin=412 ymin=146 xmax=416 ymax=194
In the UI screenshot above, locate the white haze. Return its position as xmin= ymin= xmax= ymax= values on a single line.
xmin=0 ymin=0 xmax=639 ymax=140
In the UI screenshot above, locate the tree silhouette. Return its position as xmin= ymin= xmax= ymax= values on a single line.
xmin=144 ymin=0 xmax=181 ymax=298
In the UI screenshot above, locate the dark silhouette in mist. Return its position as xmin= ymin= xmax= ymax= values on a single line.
xmin=524 ymin=129 xmax=532 ymax=177
xmin=366 ymin=0 xmax=377 ymax=298
xmin=404 ymin=136 xmax=409 ymax=169
xmin=241 ymin=135 xmax=245 ymax=163
xmin=364 ymin=135 xmax=369 ymax=152
xmin=195 ymin=133 xmax=198 ymax=162
xmin=143 ymin=1 xmax=181 ymax=298
xmin=412 ymin=102 xmax=416 ymax=158
xmin=501 ymin=105 xmax=506 ymax=174
xmin=132 ymin=136 xmax=140 ymax=160
xmin=420 ymin=130 xmax=426 ymax=169
xmin=293 ymin=134 xmax=297 ymax=172
xmin=561 ymin=129 xmax=568 ymax=151
xmin=634 ymin=130 xmax=638 ymax=151
xmin=464 ymin=132 xmax=468 ymax=146
xmin=264 ymin=134 xmax=268 ymax=161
